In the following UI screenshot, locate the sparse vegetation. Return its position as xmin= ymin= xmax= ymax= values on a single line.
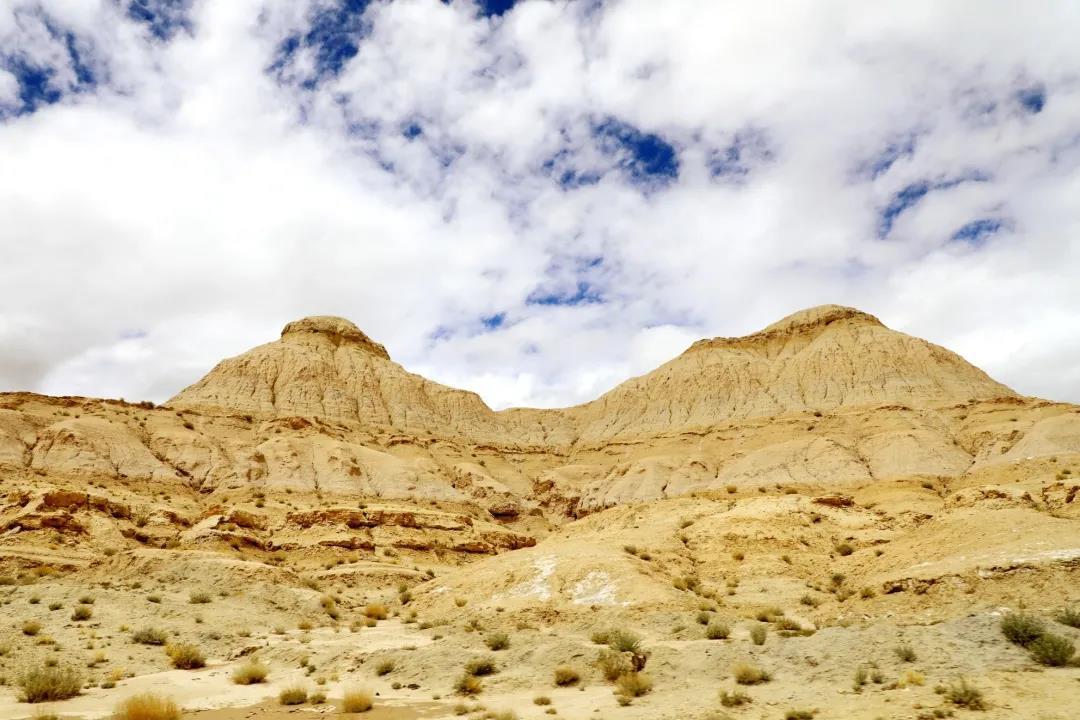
xmin=364 ymin=604 xmax=388 ymax=620
xmin=553 ymin=665 xmax=580 ymax=686
xmin=750 ymin=624 xmax=767 ymax=645
xmin=614 ymin=671 xmax=652 ymax=698
xmin=895 ymin=643 xmax=917 ymax=662
xmin=341 ymin=687 xmax=374 ymax=713
xmin=705 ymin=622 xmax=730 ymax=640
xmin=1028 ymin=633 xmax=1075 ymax=666
xmin=597 ymin=649 xmax=632 ymax=681
xmin=375 ymin=659 xmax=395 ymax=676
xmin=22 ymin=620 xmax=42 ymax=636
xmin=1000 ymin=612 xmax=1044 ymax=647
xmin=188 ymin=591 xmax=211 ymax=604
xmin=17 ymin=664 xmax=83 ymax=702
xmin=1055 ymin=607 xmax=1080 ymax=629
xmin=454 ymin=673 xmax=483 ymax=695
xmin=835 ymin=542 xmax=854 ymax=556
xmin=785 ymin=711 xmax=816 ymax=720
xmin=71 ymin=605 xmax=93 ymax=621
xmin=166 ymin=643 xmax=206 ymax=669
xmin=465 ymin=657 xmax=497 ymax=677
xmin=113 ymin=693 xmax=181 ymax=720
xmin=133 ymin=627 xmax=168 ymax=645
xmin=732 ymin=662 xmax=771 ymax=685
xmin=942 ymin=678 xmax=986 ymax=710
xmin=484 ymin=632 xmax=510 ymax=651
xmin=719 ymin=689 xmax=751 ymax=707
xmin=279 ymin=686 xmax=308 ymax=705
xmin=604 ymin=628 xmax=642 ymax=654
xmin=232 ymin=658 xmax=269 ymax=684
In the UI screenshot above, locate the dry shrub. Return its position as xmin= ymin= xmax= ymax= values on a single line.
xmin=553 ymin=665 xmax=580 ymax=686
xmin=232 ymin=658 xmax=269 ymax=684
xmin=614 ymin=672 xmax=652 ymax=698
xmin=750 ymin=624 xmax=767 ymax=645
xmin=132 ymin=627 xmax=168 ymax=646
xmin=18 ymin=664 xmax=83 ymax=703
xmin=363 ymin=604 xmax=388 ymax=620
xmin=113 ymin=693 xmax=181 ymax=720
xmin=22 ymin=620 xmax=42 ymax=636
xmin=720 ymin=689 xmax=751 ymax=706
xmin=942 ymin=678 xmax=986 ymax=710
xmin=484 ymin=632 xmax=510 ymax=651
xmin=279 ymin=686 xmax=308 ymax=705
xmin=71 ymin=605 xmax=93 ymax=621
xmin=706 ymin=622 xmax=730 ymax=640
xmin=732 ymin=662 xmax=771 ymax=685
xmin=166 ymin=643 xmax=205 ymax=670
xmin=375 ymin=659 xmax=395 ymax=676
xmin=465 ymin=657 xmax=497 ymax=677
xmin=454 ymin=673 xmax=483 ymax=695
xmin=597 ymin=649 xmax=632 ymax=682
xmin=341 ymin=687 xmax=373 ymax=713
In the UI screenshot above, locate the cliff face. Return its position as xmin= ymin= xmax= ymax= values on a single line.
xmin=2 ymin=305 xmax=1077 ymax=561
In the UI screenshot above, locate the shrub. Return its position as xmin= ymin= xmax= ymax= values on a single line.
xmin=147 ymin=595 xmax=161 ymax=604
xmin=71 ymin=606 xmax=93 ymax=621
xmin=614 ymin=672 xmax=652 ymax=697
xmin=484 ymin=632 xmax=510 ymax=651
xmin=364 ymin=604 xmax=388 ymax=620
xmin=22 ymin=620 xmax=42 ymax=636
xmin=341 ymin=687 xmax=373 ymax=713
xmin=133 ymin=627 xmax=168 ymax=646
xmin=17 ymin=664 xmax=83 ymax=702
xmin=1000 ymin=613 xmax=1044 ymax=647
xmin=705 ymin=622 xmax=730 ymax=640
xmin=732 ymin=662 xmax=771 ymax=685
xmin=943 ymin=678 xmax=986 ymax=710
xmin=375 ymin=659 xmax=395 ymax=676
xmin=605 ymin=629 xmax=641 ymax=654
xmin=166 ymin=643 xmax=206 ymax=669
xmin=310 ymin=691 xmax=326 ymax=704
xmin=113 ymin=693 xmax=181 ymax=720
xmin=553 ymin=665 xmax=580 ymax=686
xmin=1028 ymin=633 xmax=1075 ymax=667
xmin=49 ymin=602 xmax=62 ymax=610
xmin=1055 ymin=607 xmax=1080 ymax=629
xmin=454 ymin=673 xmax=483 ymax=695
xmin=597 ymin=649 xmax=632 ymax=682
xmin=78 ymin=595 xmax=94 ymax=605
xmin=750 ymin=624 xmax=767 ymax=645
xmin=465 ymin=657 xmax=497 ymax=677
xmin=232 ymin=659 xmax=269 ymax=684
xmin=696 ymin=611 xmax=711 ymax=625
xmin=835 ymin=543 xmax=854 ymax=556
xmin=893 ymin=643 xmax=917 ymax=662
xmin=279 ymin=686 xmax=308 ymax=705
xmin=785 ymin=711 xmax=815 ymax=720
xmin=754 ymin=607 xmax=783 ymax=622
xmin=898 ymin=670 xmax=924 ymax=688
xmin=590 ymin=629 xmax=610 ymax=645
xmin=188 ymin=591 xmax=211 ymax=604
xmin=719 ymin=689 xmax=751 ymax=707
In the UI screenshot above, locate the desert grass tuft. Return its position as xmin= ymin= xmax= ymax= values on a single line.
xmin=232 ymin=658 xmax=269 ymax=684
xmin=553 ymin=665 xmax=580 ymax=686
xmin=1000 ymin=612 xmax=1043 ymax=647
xmin=279 ymin=686 xmax=308 ymax=705
xmin=113 ymin=692 xmax=181 ymax=720
xmin=484 ymin=632 xmax=510 ymax=651
xmin=132 ymin=627 xmax=168 ymax=646
xmin=941 ymin=678 xmax=986 ymax=710
xmin=732 ymin=662 xmax=771 ymax=685
xmin=341 ymin=687 xmax=373 ymax=713
xmin=165 ymin=643 xmax=206 ymax=670
xmin=614 ymin=672 xmax=652 ymax=698
xmin=1028 ymin=633 xmax=1075 ymax=667
xmin=719 ymin=689 xmax=751 ymax=707
xmin=17 ymin=664 xmax=83 ymax=702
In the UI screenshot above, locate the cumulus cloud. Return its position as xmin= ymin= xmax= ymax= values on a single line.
xmin=0 ymin=0 xmax=1078 ymax=408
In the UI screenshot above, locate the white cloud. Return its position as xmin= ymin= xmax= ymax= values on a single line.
xmin=1 ymin=0 xmax=1079 ymax=409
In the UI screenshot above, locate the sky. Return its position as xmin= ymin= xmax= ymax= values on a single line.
xmin=1 ymin=0 xmax=1079 ymax=410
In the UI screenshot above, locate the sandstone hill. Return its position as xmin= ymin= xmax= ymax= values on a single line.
xmin=1 ymin=305 xmax=1078 ymax=719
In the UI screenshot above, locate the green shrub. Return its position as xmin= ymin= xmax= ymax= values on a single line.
xmin=605 ymin=629 xmax=642 ymax=653
xmin=17 ymin=664 xmax=83 ymax=702
xmin=1028 ymin=633 xmax=1075 ymax=667
xmin=1000 ymin=613 xmax=1044 ymax=647
xmin=1055 ymin=607 xmax=1080 ymax=629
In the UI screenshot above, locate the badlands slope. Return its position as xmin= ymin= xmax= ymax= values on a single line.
xmin=0 ymin=305 xmax=1078 ymax=719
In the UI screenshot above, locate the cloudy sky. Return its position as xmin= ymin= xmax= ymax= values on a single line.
xmin=1 ymin=0 xmax=1079 ymax=409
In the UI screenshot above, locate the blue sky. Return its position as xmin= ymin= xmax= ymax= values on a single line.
xmin=1 ymin=0 xmax=1079 ymax=408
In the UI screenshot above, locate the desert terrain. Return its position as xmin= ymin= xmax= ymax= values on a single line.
xmin=0 ymin=305 xmax=1077 ymax=720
